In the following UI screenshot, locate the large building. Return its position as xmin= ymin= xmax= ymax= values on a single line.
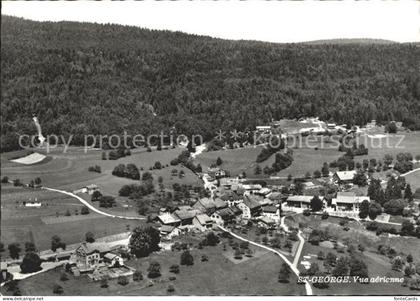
xmin=332 ymin=192 xmax=370 ymax=212
xmin=333 ymin=170 xmax=357 ymax=184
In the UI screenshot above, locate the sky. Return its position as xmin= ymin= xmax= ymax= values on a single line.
xmin=2 ymin=1 xmax=419 ymax=43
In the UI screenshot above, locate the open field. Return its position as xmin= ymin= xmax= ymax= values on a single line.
xmin=404 ymin=169 xmax=420 ymax=191
xmin=0 ymin=184 xmax=146 ymax=253
xmin=355 ymin=132 xmax=420 ymax=163
xmin=195 ymin=146 xmax=276 ymax=177
xmin=3 ymin=234 xmax=305 ymax=296
xmin=1 ymin=146 xmax=200 ymax=193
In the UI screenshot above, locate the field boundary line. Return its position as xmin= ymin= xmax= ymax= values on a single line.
xmin=42 ymin=187 xmax=145 ymax=220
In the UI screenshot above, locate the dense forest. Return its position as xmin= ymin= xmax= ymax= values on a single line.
xmin=1 ymin=16 xmax=420 ymax=152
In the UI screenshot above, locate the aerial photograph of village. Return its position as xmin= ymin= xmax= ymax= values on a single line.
xmin=1 ymin=1 xmax=419 ymax=298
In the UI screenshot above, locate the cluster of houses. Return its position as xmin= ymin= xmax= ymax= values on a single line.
xmin=156 ymin=188 xmax=282 ymax=239
xmin=67 ymin=242 xmax=134 ymax=281
xmin=155 ymin=165 xmax=374 ymax=240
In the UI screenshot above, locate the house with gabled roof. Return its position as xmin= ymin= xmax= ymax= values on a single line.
xmin=192 ymin=197 xmax=217 ymax=214
xmin=236 ymin=195 xmax=262 ymax=219
xmin=332 ymin=192 xmax=370 ymax=212
xmin=160 ymin=225 xmax=181 ymax=240
xmin=157 ymin=212 xmax=181 ymax=226
xmin=333 ymin=170 xmax=357 ymax=184
xmin=192 ymin=214 xmax=214 ymax=231
xmin=173 ymin=209 xmax=199 ymax=225
xmin=261 ymin=205 xmax=281 ymax=223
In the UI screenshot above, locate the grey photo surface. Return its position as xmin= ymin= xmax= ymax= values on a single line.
xmin=1 ymin=1 xmax=420 ymax=297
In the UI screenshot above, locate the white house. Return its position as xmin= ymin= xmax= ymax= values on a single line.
xmin=157 ymin=212 xmax=181 ymax=226
xmin=192 ymin=214 xmax=214 ymax=231
xmin=261 ymin=206 xmax=281 ymax=223
xmin=103 ymin=253 xmax=124 ymax=267
xmin=332 ymin=192 xmax=370 ymax=212
xmin=333 ymin=170 xmax=357 ymax=184
xmin=25 ymin=201 xmax=42 ymax=208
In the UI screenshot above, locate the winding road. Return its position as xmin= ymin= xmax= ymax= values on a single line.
xmin=217 ymin=225 xmax=313 ymax=296
xmin=43 ymin=187 xmax=145 ymax=220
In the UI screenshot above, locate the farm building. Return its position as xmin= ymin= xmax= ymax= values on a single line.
xmin=333 ymin=170 xmax=357 ymax=184
xmin=157 ymin=212 xmax=181 ymax=226
xmin=261 ymin=206 xmax=280 ymax=223
xmin=237 ymin=196 xmax=262 ymax=219
xmin=69 ymin=242 xmax=112 ymax=273
xmin=332 ymin=192 xmax=370 ymax=212
xmin=103 ymin=253 xmax=124 ymax=267
xmin=173 ymin=208 xmax=200 ymax=225
xmin=192 ymin=214 xmax=214 ymax=231
xmin=284 ymin=195 xmax=326 ymax=210
xmin=160 ymin=225 xmax=181 ymax=240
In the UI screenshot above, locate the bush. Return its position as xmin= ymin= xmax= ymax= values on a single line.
xmin=118 ymin=275 xmax=129 ymax=286
xmin=321 ymin=212 xmax=329 ymax=219
xmin=133 ymin=270 xmax=143 ymax=281
xmin=180 ymin=250 xmax=194 ymax=266
xmin=81 ymin=206 xmax=90 ymax=215
xmin=303 ymin=209 xmax=311 ymax=216
xmin=167 ymin=285 xmax=175 ymax=293
xmin=60 ymin=272 xmax=69 ymax=281
xmin=53 ymin=284 xmax=64 ymax=295
xmin=169 ymin=264 xmax=180 ymax=274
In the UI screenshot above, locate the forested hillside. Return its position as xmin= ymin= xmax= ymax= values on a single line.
xmin=2 ymin=16 xmax=420 ymax=151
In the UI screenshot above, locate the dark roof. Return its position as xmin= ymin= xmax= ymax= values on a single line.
xmin=174 ymin=209 xmax=198 ymax=220
xmin=262 ymin=206 xmax=278 ymax=213
xmin=244 ymin=195 xmax=262 ymax=209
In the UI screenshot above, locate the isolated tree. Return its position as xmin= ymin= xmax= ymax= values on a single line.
xmin=202 ymin=232 xmax=220 ymax=246
xmin=404 ymin=184 xmax=413 ymax=202
xmin=317 ymin=251 xmax=325 ymax=260
xmin=321 ymin=162 xmax=329 ymax=177
xmin=8 ymin=243 xmax=21 ymax=259
xmin=101 ymin=152 xmax=107 ymax=160
xmin=180 ymin=250 xmax=194 ymax=266
xmin=147 ymin=261 xmax=161 ymax=278
xmin=129 ymin=226 xmax=160 ymax=258
xmin=85 ymin=232 xmax=95 ymax=243
xmin=406 ymin=254 xmax=413 ymax=263
xmin=91 ymin=190 xmax=102 ymax=202
xmin=234 ymin=248 xmax=243 ymax=260
xmin=1 ymin=176 xmax=9 ymax=183
xmin=310 ymin=196 xmax=323 ymax=212
xmin=20 ymin=253 xmax=42 ymax=273
xmin=24 ymin=242 xmax=36 ymax=253
xmin=34 ymin=177 xmax=42 ymax=186
xmin=51 ymin=235 xmax=66 ymax=252
xmin=53 ymin=284 xmax=64 ymax=295
xmin=169 ymin=264 xmax=180 ymax=274
xmin=358 ymin=200 xmax=370 ymax=219
xmin=313 ymin=170 xmax=321 ymax=178
xmin=133 ymin=270 xmax=143 ymax=281
xmin=278 ymin=263 xmax=291 ymax=283
xmin=126 ymin=164 xmax=140 ymax=180
xmin=81 ymin=206 xmax=90 ymax=215
xmin=216 ymin=157 xmax=223 ymax=166
xmin=0 ymin=242 xmax=4 ymax=253
xmin=254 ymin=164 xmax=262 ymax=175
